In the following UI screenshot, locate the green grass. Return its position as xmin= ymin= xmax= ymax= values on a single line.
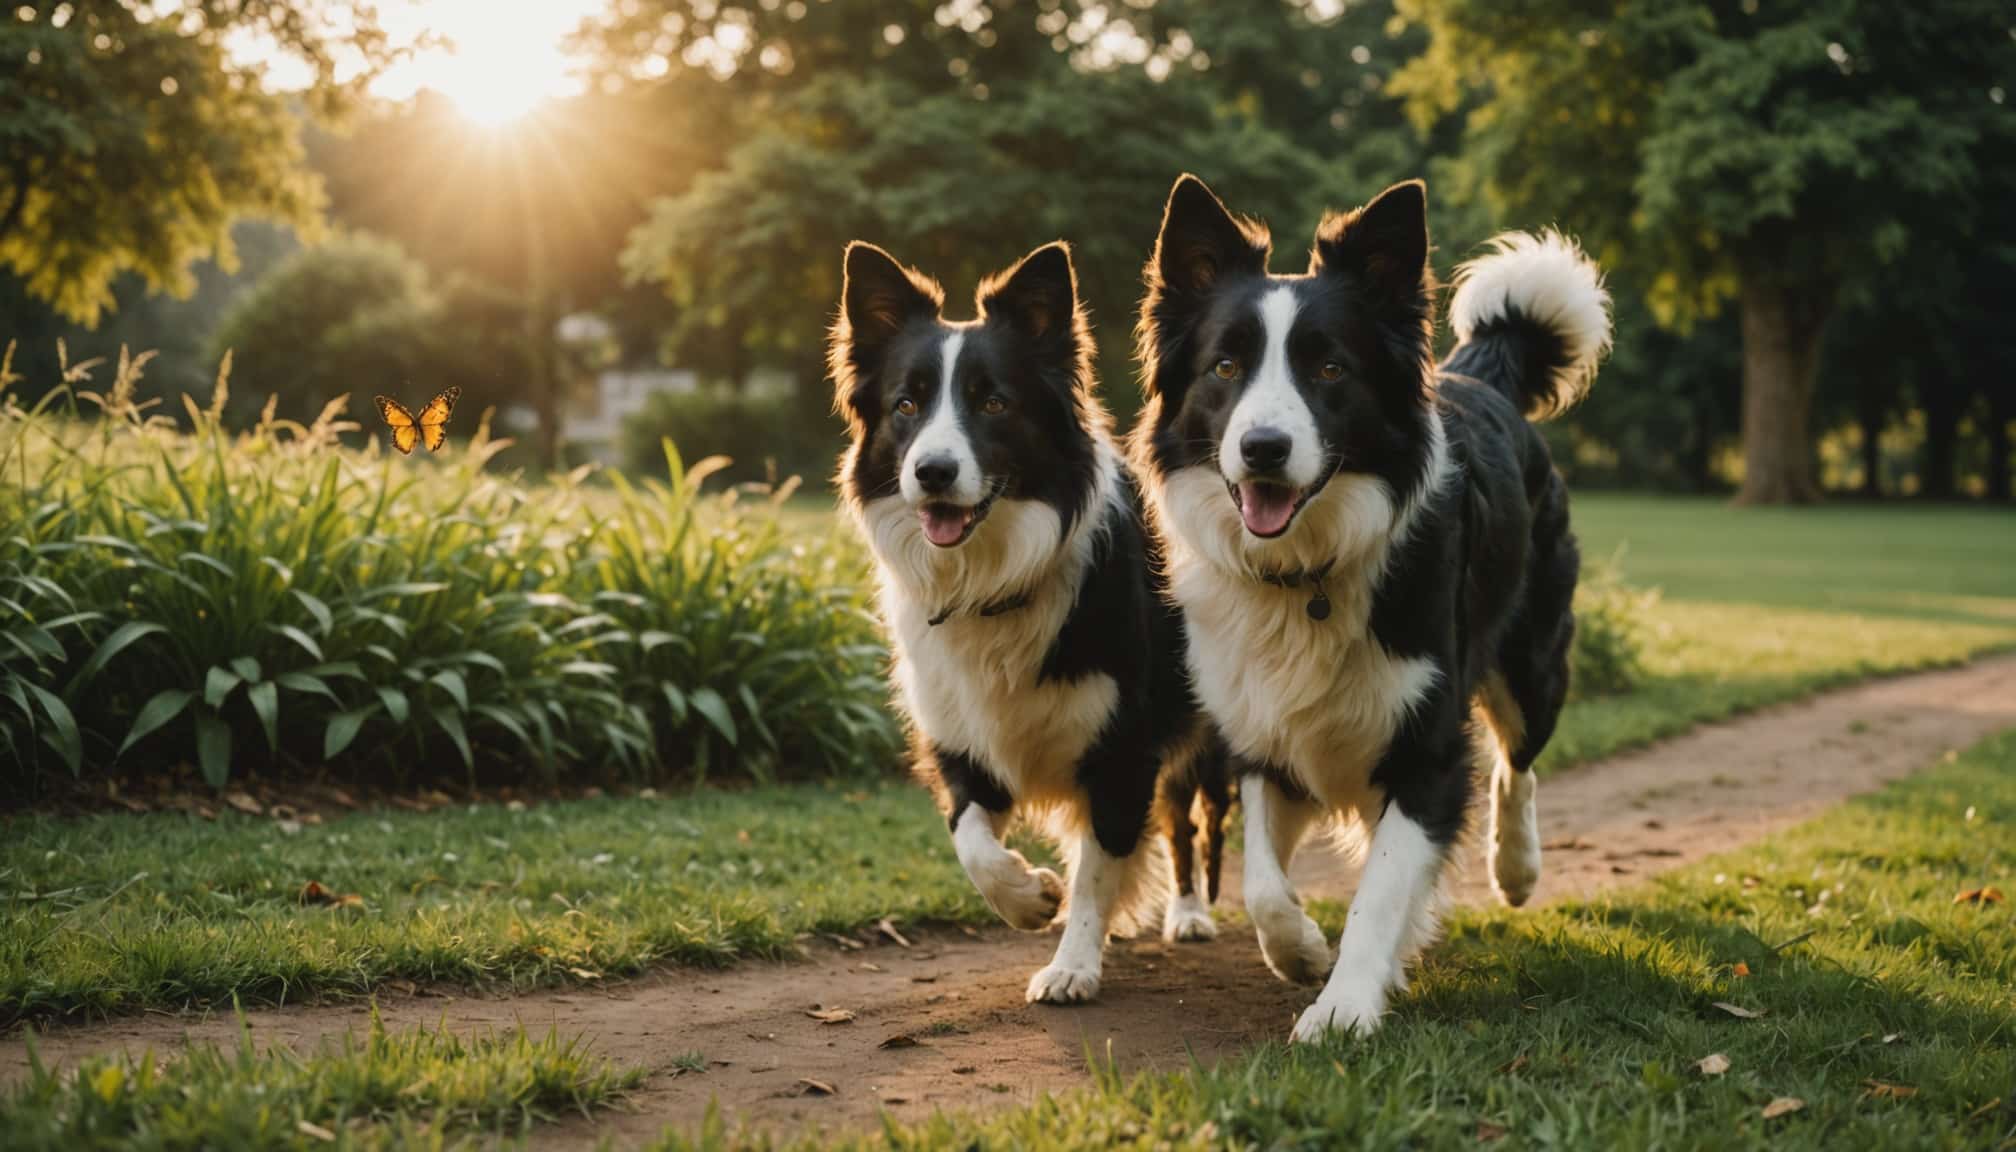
xmin=0 ymin=781 xmax=974 ymax=1026
xmin=1540 ymin=494 xmax=2016 ymax=768
xmin=648 ymin=730 xmax=2016 ymax=1151
xmin=2 ymin=494 xmax=2012 ymax=1026
xmin=1 ymin=1015 xmax=641 ymax=1150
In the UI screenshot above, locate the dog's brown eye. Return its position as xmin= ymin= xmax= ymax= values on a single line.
xmin=1319 ymin=362 xmax=1345 ymax=382
xmin=1213 ymin=358 xmax=1239 ymax=380
xmin=895 ymin=397 xmax=918 ymax=416
xmin=981 ymin=395 xmax=1008 ymax=416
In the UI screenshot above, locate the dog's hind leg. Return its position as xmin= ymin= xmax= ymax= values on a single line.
xmin=1242 ymin=771 xmax=1332 ymax=984
xmin=1159 ymin=733 xmax=1225 ymax=942
xmin=1483 ymin=472 xmax=1576 ymax=907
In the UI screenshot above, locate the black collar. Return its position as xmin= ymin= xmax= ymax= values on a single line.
xmin=1256 ymin=559 xmax=1335 ymax=621
xmin=928 ymin=590 xmax=1033 ymax=627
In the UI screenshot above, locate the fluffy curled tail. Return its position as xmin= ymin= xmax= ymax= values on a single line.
xmin=1446 ymin=230 xmax=1612 ymax=421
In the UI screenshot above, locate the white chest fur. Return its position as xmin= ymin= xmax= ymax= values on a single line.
xmin=858 ymin=445 xmax=1125 ymax=806
xmin=1151 ymin=421 xmax=1450 ymax=817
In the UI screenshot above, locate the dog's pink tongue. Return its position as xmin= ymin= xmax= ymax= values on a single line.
xmin=1238 ymin=482 xmax=1297 ymax=537
xmin=920 ymin=504 xmax=973 ymax=547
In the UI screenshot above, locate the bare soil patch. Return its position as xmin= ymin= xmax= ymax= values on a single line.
xmin=7 ymin=655 xmax=2013 ymax=1146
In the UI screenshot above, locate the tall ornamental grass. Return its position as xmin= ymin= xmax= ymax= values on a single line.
xmin=0 ymin=343 xmax=898 ymax=796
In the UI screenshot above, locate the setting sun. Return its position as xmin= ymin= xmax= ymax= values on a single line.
xmin=372 ymin=0 xmax=600 ymax=125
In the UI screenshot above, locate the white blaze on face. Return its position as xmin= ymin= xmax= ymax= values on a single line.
xmin=1220 ymin=286 xmax=1324 ymax=537
xmin=899 ymin=333 xmax=986 ymax=544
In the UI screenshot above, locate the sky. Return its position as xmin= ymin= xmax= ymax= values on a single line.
xmin=369 ymin=0 xmax=604 ymax=122
xmin=231 ymin=0 xmax=606 ymax=124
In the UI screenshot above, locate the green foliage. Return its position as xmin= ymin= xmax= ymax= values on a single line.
xmin=618 ymin=388 xmax=845 ymax=490
xmin=1571 ymin=552 xmax=1659 ymax=699
xmin=1 ymin=1017 xmax=640 ymax=1149
xmin=0 ymin=2 xmax=392 ymax=325
xmin=0 ymin=357 xmax=899 ymax=796
xmin=609 ymin=1 xmax=1436 ymax=415
xmin=205 ymin=234 xmax=530 ymax=426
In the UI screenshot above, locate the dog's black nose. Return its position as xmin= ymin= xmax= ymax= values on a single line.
xmin=1240 ymin=427 xmax=1293 ymax=473
xmin=913 ymin=454 xmax=959 ymax=495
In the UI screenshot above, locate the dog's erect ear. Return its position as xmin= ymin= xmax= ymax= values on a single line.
xmin=1313 ymin=180 xmax=1429 ymax=303
xmin=979 ymin=242 xmax=1079 ymax=343
xmin=840 ymin=242 xmax=940 ymax=350
xmin=1151 ymin=175 xmax=1270 ymax=298
xmin=830 ymin=242 xmax=942 ymax=425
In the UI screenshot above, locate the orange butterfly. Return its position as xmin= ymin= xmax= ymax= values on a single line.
xmin=374 ymin=387 xmax=460 ymax=455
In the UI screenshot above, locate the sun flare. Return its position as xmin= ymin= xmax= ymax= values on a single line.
xmin=371 ymin=0 xmax=599 ymax=126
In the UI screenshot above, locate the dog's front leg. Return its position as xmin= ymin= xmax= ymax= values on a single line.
xmin=1025 ymin=828 xmax=1121 ymax=1003
xmin=940 ymin=748 xmax=1062 ymax=930
xmin=1291 ymin=795 xmax=1450 ymax=1042
xmin=1242 ymin=771 xmax=1332 ymax=984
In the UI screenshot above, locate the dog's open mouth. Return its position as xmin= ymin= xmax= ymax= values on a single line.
xmin=1229 ymin=479 xmax=1319 ymax=539
xmin=918 ymin=495 xmax=995 ymax=548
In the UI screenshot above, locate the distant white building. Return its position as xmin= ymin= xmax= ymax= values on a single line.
xmin=563 ymin=369 xmax=699 ymax=464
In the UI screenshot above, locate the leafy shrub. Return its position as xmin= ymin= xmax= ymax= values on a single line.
xmin=0 ymin=346 xmax=897 ymax=797
xmin=207 ymin=234 xmax=530 ymax=428
xmin=619 ymin=388 xmax=845 ymax=490
xmin=1572 ymin=550 xmax=1661 ymax=699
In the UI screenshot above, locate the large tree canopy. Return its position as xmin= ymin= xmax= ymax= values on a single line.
xmin=597 ymin=0 xmax=1447 ymax=417
xmin=1393 ymin=0 xmax=2014 ymax=503
xmin=0 ymin=1 xmax=394 ymax=325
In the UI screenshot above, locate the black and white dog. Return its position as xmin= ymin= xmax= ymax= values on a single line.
xmin=1131 ymin=176 xmax=1610 ymax=1040
xmin=829 ymin=240 xmax=1227 ymax=1003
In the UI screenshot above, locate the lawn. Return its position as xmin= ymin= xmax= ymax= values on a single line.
xmin=11 ymin=728 xmax=2013 ymax=1150
xmin=2 ymin=496 xmax=2014 ymax=1027
xmin=673 ymin=727 xmax=2012 ymax=1152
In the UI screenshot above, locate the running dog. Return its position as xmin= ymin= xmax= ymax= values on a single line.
xmin=1129 ymin=175 xmax=1610 ymax=1039
xmin=830 ymin=239 xmax=1228 ymax=1003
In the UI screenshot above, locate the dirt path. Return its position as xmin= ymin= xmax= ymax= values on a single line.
xmin=6 ymin=656 xmax=2013 ymax=1146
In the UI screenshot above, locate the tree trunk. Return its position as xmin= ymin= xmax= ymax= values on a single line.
xmin=1989 ymin=391 xmax=2012 ymax=503
xmin=1920 ymin=378 xmax=1958 ymax=501
xmin=1857 ymin=396 xmax=1884 ymax=499
xmin=1735 ymin=242 xmax=1829 ymax=505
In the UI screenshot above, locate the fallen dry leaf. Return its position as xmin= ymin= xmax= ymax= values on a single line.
xmin=296 ymin=1119 xmax=336 ymax=1142
xmin=1498 ymin=1054 xmax=1529 ymax=1075
xmin=1862 ymin=1079 xmax=1918 ymax=1100
xmin=910 ymin=974 xmax=938 ymax=984
xmin=876 ymin=918 xmax=913 ymax=948
xmin=224 ymin=791 xmax=263 ymax=816
xmin=958 ymin=925 xmax=981 ymax=938
xmin=568 ymin=967 xmax=603 ymax=980
xmin=806 ymin=1007 xmax=856 ymax=1024
xmin=1761 ymin=1097 xmax=1805 ymax=1120
xmin=1882 ymin=1032 xmax=1905 ymax=1045
xmin=881 ymin=1094 xmax=912 ymax=1105
xmin=299 ymin=881 xmax=363 ymax=909
xmin=826 ymin=934 xmax=864 ymax=951
xmin=859 ymin=962 xmax=884 ymax=973
xmin=1952 ymin=887 xmax=2005 ymax=906
xmin=1476 ymin=1121 xmax=1508 ymax=1142
xmin=1731 ymin=962 xmax=1751 ymax=977
xmin=797 ymin=1078 xmax=837 ymax=1096
xmin=878 ymin=1035 xmax=921 ymax=1049
xmin=1697 ymin=1053 xmax=1731 ymax=1077
xmin=952 ymin=1065 xmax=977 ymax=1075
xmin=1712 ymin=1001 xmax=1765 ymax=1020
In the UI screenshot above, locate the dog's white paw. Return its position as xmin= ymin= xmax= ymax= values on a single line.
xmin=1291 ymin=981 xmax=1386 ymax=1043
xmin=986 ymin=863 xmax=1063 ymax=931
xmin=1253 ymin=903 xmax=1332 ymax=984
xmin=1026 ymin=961 xmax=1101 ymax=1004
xmin=1162 ymin=892 xmax=1218 ymax=942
